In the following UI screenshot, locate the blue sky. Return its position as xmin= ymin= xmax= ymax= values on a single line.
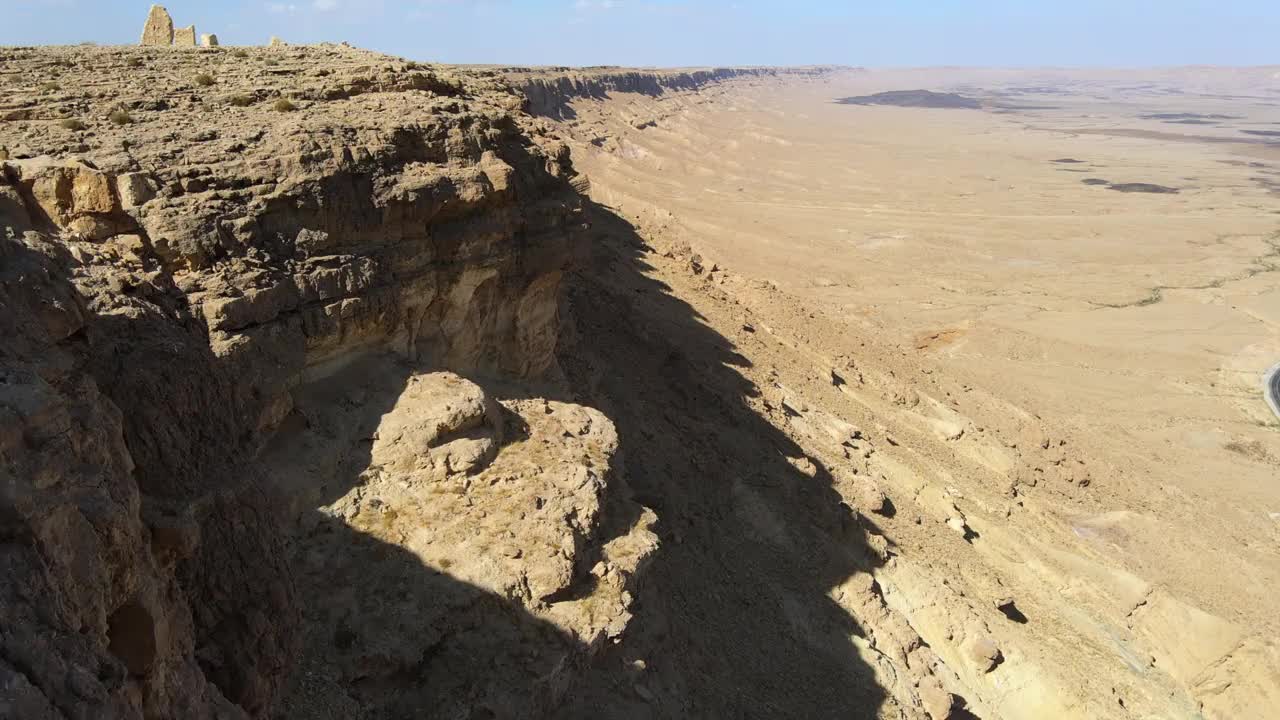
xmin=2 ymin=1 xmax=1277 ymax=67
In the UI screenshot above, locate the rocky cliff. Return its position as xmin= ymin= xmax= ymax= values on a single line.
xmin=507 ymin=65 xmax=845 ymax=118
xmin=0 ymin=44 xmax=655 ymax=719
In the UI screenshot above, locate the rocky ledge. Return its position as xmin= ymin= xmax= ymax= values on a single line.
xmin=505 ymin=65 xmax=847 ymax=117
xmin=0 ymin=44 xmax=653 ymax=719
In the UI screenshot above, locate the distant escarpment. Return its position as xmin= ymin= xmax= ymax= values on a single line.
xmin=510 ymin=65 xmax=847 ymax=117
xmin=0 ymin=44 xmax=654 ymax=719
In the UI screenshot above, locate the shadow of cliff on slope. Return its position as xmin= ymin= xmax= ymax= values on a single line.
xmin=0 ymin=235 xmax=610 ymax=720
xmin=542 ymin=201 xmax=890 ymax=718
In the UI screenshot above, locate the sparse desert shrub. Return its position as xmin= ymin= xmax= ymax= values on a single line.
xmin=108 ymin=109 xmax=133 ymax=125
xmin=232 ymin=49 xmax=250 ymax=59
xmin=264 ymin=58 xmax=279 ymax=67
xmin=40 ymin=82 xmax=60 ymax=92
xmin=127 ymin=57 xmax=144 ymax=68
xmin=59 ymin=118 xmax=86 ymax=131
xmin=194 ymin=73 xmax=216 ymax=87
xmin=229 ymin=94 xmax=253 ymax=107
xmin=272 ymin=98 xmax=296 ymax=112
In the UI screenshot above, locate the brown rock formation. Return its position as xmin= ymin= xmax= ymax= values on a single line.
xmin=508 ymin=65 xmax=843 ymax=118
xmin=0 ymin=45 xmax=646 ymax=719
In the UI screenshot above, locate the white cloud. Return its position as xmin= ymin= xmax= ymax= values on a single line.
xmin=267 ymin=1 xmax=337 ymax=13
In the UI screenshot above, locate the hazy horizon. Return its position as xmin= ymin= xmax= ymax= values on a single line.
xmin=3 ymin=0 xmax=1278 ymax=68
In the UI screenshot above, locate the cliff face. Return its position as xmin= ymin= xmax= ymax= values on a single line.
xmin=509 ymin=66 xmax=844 ymax=118
xmin=0 ymin=44 xmax=635 ymax=719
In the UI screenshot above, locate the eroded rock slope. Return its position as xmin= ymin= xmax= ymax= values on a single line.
xmin=0 ymin=44 xmax=652 ymax=719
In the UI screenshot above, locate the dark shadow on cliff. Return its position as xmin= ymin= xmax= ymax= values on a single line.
xmin=61 ymin=250 xmax=594 ymax=719
xmin=533 ymin=200 xmax=890 ymax=718
xmin=29 ymin=141 xmax=887 ymax=719
xmin=246 ymin=357 xmax=601 ymax=720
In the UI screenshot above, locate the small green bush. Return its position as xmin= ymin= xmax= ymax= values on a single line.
xmin=232 ymin=49 xmax=249 ymax=58
xmin=40 ymin=82 xmax=60 ymax=92
xmin=59 ymin=118 xmax=86 ymax=131
xmin=264 ymin=58 xmax=279 ymax=67
xmin=127 ymin=57 xmax=144 ymax=68
xmin=272 ymin=98 xmax=296 ymax=112
xmin=108 ymin=109 xmax=133 ymax=125
xmin=229 ymin=94 xmax=253 ymax=107
xmin=194 ymin=73 xmax=215 ymax=87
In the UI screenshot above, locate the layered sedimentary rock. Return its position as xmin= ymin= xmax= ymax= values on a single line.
xmin=509 ymin=65 xmax=844 ymax=117
xmin=0 ymin=45 xmax=654 ymax=719
xmin=139 ymin=5 xmax=173 ymax=46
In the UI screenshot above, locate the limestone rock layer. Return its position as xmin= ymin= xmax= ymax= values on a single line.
xmin=0 ymin=45 xmax=637 ymax=720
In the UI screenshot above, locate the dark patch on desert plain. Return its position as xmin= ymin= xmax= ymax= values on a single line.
xmin=1241 ymin=129 xmax=1280 ymax=138
xmin=1108 ymin=183 xmax=1180 ymax=194
xmin=1052 ymin=158 xmax=1086 ymax=164
xmin=1079 ymin=178 xmax=1180 ymax=193
xmin=1139 ymin=112 xmax=1240 ymax=121
xmin=836 ymin=90 xmax=981 ymax=109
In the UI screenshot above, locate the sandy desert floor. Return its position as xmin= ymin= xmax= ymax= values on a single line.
xmin=550 ymin=66 xmax=1280 ymax=717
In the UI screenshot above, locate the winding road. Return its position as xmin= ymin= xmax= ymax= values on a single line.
xmin=1266 ymin=362 xmax=1280 ymax=422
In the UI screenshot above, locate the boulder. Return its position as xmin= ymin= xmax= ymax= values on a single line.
xmin=201 ymin=33 xmax=219 ymax=47
xmin=965 ymin=636 xmax=1003 ymax=673
xmin=140 ymin=4 xmax=174 ymax=46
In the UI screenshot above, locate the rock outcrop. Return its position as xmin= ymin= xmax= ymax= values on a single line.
xmin=0 ymin=44 xmax=652 ymax=719
xmin=509 ymin=65 xmax=844 ymax=118
xmin=200 ymin=34 xmax=218 ymax=48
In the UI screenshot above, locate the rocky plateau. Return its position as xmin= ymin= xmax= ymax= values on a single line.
xmin=1 ymin=39 xmax=1277 ymax=720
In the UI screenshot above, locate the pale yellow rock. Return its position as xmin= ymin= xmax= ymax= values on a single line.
xmin=918 ymin=681 xmax=955 ymax=720
xmin=269 ymin=36 xmax=285 ymax=47
xmin=115 ymin=172 xmax=156 ymax=210
xmin=174 ymin=25 xmax=197 ymax=47
xmin=964 ymin=636 xmax=1003 ymax=673
xmin=200 ymin=33 xmax=218 ymax=47
xmin=140 ymin=4 xmax=173 ymax=46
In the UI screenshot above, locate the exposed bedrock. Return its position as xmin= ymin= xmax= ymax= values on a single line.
xmin=0 ymin=46 xmax=655 ymax=719
xmin=513 ymin=66 xmax=843 ymax=118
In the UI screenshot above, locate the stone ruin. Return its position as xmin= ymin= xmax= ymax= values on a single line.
xmin=173 ymin=24 xmax=197 ymax=47
xmin=139 ymin=5 xmax=172 ymax=46
xmin=139 ymin=5 xmax=217 ymax=48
